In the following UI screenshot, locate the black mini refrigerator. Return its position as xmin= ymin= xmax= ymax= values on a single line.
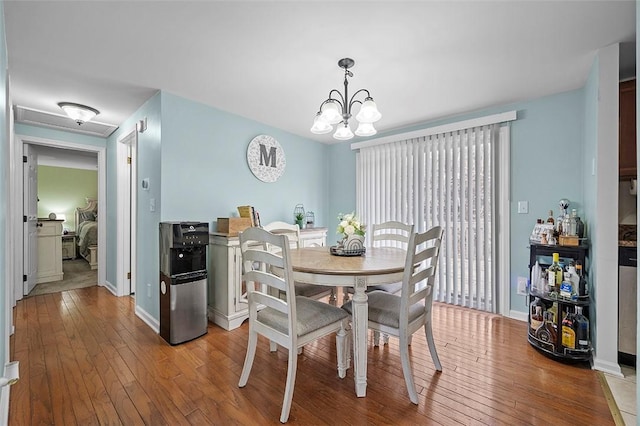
xmin=159 ymin=221 xmax=209 ymax=345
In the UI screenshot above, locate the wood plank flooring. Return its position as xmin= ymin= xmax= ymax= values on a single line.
xmin=10 ymin=286 xmax=614 ymax=425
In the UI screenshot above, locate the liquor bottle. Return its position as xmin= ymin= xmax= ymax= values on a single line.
xmin=575 ymin=213 xmax=585 ymax=238
xmin=547 ymin=253 xmax=563 ymax=296
xmin=535 ymin=311 xmax=557 ymax=345
xmin=547 ymin=302 xmax=559 ymax=324
xmin=575 ymin=261 xmax=587 ymax=297
xmin=574 ymin=306 xmax=590 ymax=350
xmin=529 ymin=298 xmax=545 ymax=333
xmin=555 ymin=211 xmax=565 ymax=235
xmin=562 ymin=307 xmax=576 ymax=349
xmin=546 ymin=210 xmax=555 ymax=225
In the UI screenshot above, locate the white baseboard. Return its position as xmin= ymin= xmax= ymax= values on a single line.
xmin=0 ymin=384 xmax=9 ymax=426
xmin=593 ymin=357 xmax=623 ymax=377
xmin=508 ymin=310 xmax=528 ymax=322
xmin=135 ymin=304 xmax=159 ymax=333
xmin=103 ymin=280 xmax=117 ymax=296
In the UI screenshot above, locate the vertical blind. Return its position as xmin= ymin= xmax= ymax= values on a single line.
xmin=356 ymin=124 xmax=498 ymax=312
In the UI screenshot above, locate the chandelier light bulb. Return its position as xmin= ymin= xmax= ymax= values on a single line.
xmin=355 ymin=121 xmax=377 ymax=137
xmin=310 ymin=112 xmax=333 ymax=134
xmin=355 ymin=97 xmax=382 ymax=123
xmin=333 ymin=122 xmax=354 ymax=140
xmin=320 ymin=100 xmax=342 ymax=125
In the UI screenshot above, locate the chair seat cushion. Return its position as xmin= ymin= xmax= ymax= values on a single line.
xmin=346 ymin=281 xmax=403 ymax=295
xmin=258 ymin=296 xmax=349 ymax=337
xmin=294 ymin=282 xmax=333 ymax=298
xmin=342 ymin=290 xmax=424 ymax=329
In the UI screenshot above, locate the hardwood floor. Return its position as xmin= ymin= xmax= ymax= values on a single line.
xmin=10 ymin=286 xmax=613 ymax=425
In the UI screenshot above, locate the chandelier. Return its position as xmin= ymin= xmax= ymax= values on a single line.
xmin=310 ymin=58 xmax=381 ymax=141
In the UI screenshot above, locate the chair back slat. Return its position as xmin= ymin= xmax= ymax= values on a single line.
xmin=400 ymin=226 xmax=444 ymax=325
xmin=372 ymin=221 xmax=413 ymax=248
xmin=240 ymin=227 xmax=297 ymax=338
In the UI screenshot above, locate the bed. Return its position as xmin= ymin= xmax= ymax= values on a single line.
xmin=75 ymin=198 xmax=98 ymax=270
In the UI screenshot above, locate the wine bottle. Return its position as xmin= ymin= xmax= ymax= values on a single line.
xmin=574 ymin=306 xmax=590 ymax=350
xmin=547 ymin=253 xmax=563 ymax=296
xmin=575 ymin=262 xmax=587 ymax=297
xmin=562 ymin=307 xmax=576 ymax=349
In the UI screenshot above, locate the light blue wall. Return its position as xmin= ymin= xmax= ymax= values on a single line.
xmin=106 ymin=92 xmax=161 ymax=318
xmin=327 ymin=89 xmax=587 ymax=314
xmin=160 ymin=92 xmax=328 ymax=225
xmin=113 ymin=91 xmax=328 ymax=321
xmin=0 ymin=1 xmax=7 ymax=367
xmin=326 ymin=142 xmax=357 ymax=243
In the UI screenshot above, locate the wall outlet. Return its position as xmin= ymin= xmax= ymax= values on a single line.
xmin=517 ymin=276 xmax=528 ymax=295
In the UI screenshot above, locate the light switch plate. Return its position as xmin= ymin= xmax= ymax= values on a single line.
xmin=517 ymin=276 xmax=528 ymax=295
xmin=517 ymin=201 xmax=528 ymax=214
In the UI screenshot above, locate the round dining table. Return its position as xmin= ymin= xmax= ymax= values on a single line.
xmin=289 ymin=246 xmax=406 ymax=397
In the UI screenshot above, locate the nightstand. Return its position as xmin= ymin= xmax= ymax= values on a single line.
xmin=61 ymin=232 xmax=77 ymax=260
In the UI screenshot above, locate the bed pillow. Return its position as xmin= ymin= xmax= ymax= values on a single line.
xmin=79 ymin=211 xmax=96 ymax=222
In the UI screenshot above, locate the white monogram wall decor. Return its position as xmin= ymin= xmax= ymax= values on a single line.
xmin=246 ymin=134 xmax=286 ymax=183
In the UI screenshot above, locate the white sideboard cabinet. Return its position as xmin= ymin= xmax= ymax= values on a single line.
xmin=37 ymin=219 xmax=64 ymax=283
xmin=208 ymin=227 xmax=328 ymax=330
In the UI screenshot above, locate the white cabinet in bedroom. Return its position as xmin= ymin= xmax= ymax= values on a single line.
xmin=37 ymin=220 xmax=64 ymax=283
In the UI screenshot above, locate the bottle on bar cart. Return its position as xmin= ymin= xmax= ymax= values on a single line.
xmin=547 ymin=253 xmax=563 ymax=296
xmin=574 ymin=306 xmax=590 ymax=350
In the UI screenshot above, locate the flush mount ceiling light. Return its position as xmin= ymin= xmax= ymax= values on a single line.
xmin=57 ymin=102 xmax=100 ymax=125
xmin=310 ymin=58 xmax=381 ymax=141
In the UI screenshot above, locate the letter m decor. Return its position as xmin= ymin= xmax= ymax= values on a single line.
xmin=246 ymin=134 xmax=287 ymax=183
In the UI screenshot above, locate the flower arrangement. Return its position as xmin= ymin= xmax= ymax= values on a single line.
xmin=337 ymin=212 xmax=365 ymax=239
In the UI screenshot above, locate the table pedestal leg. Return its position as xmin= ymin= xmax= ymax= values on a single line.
xmin=352 ymin=276 xmax=368 ymax=397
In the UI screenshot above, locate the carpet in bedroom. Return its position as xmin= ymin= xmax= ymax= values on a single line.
xmin=27 ymin=259 xmax=97 ymax=297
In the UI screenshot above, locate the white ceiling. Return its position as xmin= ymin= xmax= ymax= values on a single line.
xmin=4 ymin=1 xmax=636 ymax=144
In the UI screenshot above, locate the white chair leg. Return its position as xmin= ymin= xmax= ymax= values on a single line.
xmin=373 ymin=331 xmax=380 ymax=347
xmin=425 ymin=321 xmax=442 ymax=371
xmin=345 ymin=322 xmax=352 ymax=367
xmin=399 ymin=334 xmax=419 ymax=405
xmin=382 ymin=333 xmax=390 ymax=345
xmin=280 ymin=345 xmax=298 ymax=423
xmin=239 ymin=329 xmax=258 ymax=387
xmin=270 ymin=340 xmax=278 ymax=352
xmin=297 ymin=347 xmax=303 ymax=355
xmin=407 ymin=335 xmax=412 ymax=346
xmin=336 ymin=321 xmax=348 ymax=378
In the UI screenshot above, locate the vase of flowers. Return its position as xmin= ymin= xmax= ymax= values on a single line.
xmin=337 ymin=212 xmax=365 ymax=251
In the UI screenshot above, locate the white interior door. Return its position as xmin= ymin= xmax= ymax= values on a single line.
xmin=22 ymin=144 xmax=38 ymax=295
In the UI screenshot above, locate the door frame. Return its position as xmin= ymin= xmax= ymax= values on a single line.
xmin=117 ymin=129 xmax=137 ymax=296
xmin=10 ymin=134 xmax=107 ymax=302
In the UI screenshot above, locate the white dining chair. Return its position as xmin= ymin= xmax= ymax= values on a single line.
xmin=238 ymin=227 xmax=350 ymax=423
xmin=263 ymin=221 xmax=336 ymax=303
xmin=342 ymin=225 xmax=444 ymax=404
xmin=346 ymin=221 xmax=414 ymax=345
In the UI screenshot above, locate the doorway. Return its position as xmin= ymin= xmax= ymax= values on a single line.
xmin=10 ymin=134 xmax=107 ymax=303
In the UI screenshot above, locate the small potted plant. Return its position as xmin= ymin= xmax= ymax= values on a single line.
xmin=294 ymin=212 xmax=305 ymax=229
